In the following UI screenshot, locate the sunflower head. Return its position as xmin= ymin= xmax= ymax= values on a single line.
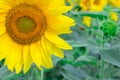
xmin=80 ymin=0 xmax=92 ymax=11
xmin=6 ymin=3 xmax=47 ymax=45
xmin=80 ymin=0 xmax=107 ymax=12
xmin=91 ymin=0 xmax=107 ymax=12
xmin=109 ymin=0 xmax=120 ymax=8
xmin=0 ymin=0 xmax=75 ymax=73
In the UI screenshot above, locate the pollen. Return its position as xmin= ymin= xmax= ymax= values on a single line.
xmin=5 ymin=3 xmax=47 ymax=45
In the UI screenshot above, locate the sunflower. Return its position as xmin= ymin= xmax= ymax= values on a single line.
xmin=109 ymin=0 xmax=120 ymax=8
xmin=0 ymin=0 xmax=75 ymax=73
xmin=80 ymin=0 xmax=107 ymax=11
xmin=80 ymin=0 xmax=107 ymax=27
xmin=80 ymin=0 xmax=92 ymax=11
xmin=91 ymin=0 xmax=107 ymax=12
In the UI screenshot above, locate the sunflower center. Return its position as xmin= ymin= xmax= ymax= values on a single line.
xmin=6 ymin=3 xmax=47 ymax=45
xmin=16 ymin=16 xmax=36 ymax=33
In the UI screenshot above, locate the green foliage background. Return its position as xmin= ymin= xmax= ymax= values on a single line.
xmin=1 ymin=1 xmax=120 ymax=80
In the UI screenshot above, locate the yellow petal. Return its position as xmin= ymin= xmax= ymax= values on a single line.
xmin=0 ymin=25 xmax=6 ymax=36
xmin=41 ymin=37 xmax=52 ymax=55
xmin=44 ymin=6 xmax=72 ymax=17
xmin=36 ymin=0 xmax=51 ymax=10
xmin=37 ymin=0 xmax=66 ymax=12
xmin=110 ymin=12 xmax=118 ymax=21
xmin=7 ymin=0 xmax=23 ymax=7
xmin=0 ymin=4 xmax=10 ymax=13
xmin=30 ymin=42 xmax=41 ymax=67
xmin=47 ymin=0 xmax=65 ymax=8
xmin=38 ymin=37 xmax=53 ymax=68
xmin=0 ymin=14 xmax=7 ymax=23
xmin=0 ymin=0 xmax=11 ymax=13
xmin=45 ymin=31 xmax=72 ymax=50
xmin=15 ymin=46 xmax=23 ymax=73
xmin=82 ymin=16 xmax=91 ymax=27
xmin=47 ymin=15 xmax=75 ymax=34
xmin=0 ymin=34 xmax=12 ymax=60
xmin=53 ymin=47 xmax=64 ymax=58
xmin=23 ymin=45 xmax=32 ymax=73
xmin=41 ymin=37 xmax=64 ymax=58
xmin=5 ymin=41 xmax=22 ymax=72
xmin=23 ymin=0 xmax=39 ymax=5
xmin=15 ymin=59 xmax=23 ymax=74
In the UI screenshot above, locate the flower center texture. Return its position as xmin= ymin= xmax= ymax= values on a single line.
xmin=16 ymin=16 xmax=36 ymax=33
xmin=6 ymin=3 xmax=47 ymax=45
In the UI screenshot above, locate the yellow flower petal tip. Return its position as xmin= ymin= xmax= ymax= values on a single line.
xmin=82 ymin=16 xmax=91 ymax=27
xmin=0 ymin=0 xmax=74 ymax=73
xmin=110 ymin=12 xmax=118 ymax=21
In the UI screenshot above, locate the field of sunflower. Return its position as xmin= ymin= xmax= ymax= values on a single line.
xmin=0 ymin=0 xmax=120 ymax=80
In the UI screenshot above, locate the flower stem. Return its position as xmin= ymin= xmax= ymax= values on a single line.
xmin=100 ymin=59 xmax=104 ymax=80
xmin=100 ymin=40 xmax=105 ymax=80
xmin=34 ymin=67 xmax=41 ymax=80
xmin=41 ymin=68 xmax=44 ymax=80
xmin=107 ymin=64 xmax=112 ymax=80
xmin=34 ymin=67 xmax=44 ymax=80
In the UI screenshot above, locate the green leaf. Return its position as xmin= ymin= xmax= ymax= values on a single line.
xmin=75 ymin=55 xmax=97 ymax=65
xmin=61 ymin=64 xmax=87 ymax=80
xmin=100 ymin=48 xmax=120 ymax=68
xmin=67 ymin=40 xmax=88 ymax=47
xmin=70 ymin=11 xmax=108 ymax=20
xmin=0 ymin=66 xmax=9 ymax=79
xmin=52 ymin=56 xmax=61 ymax=66
xmin=0 ymin=66 xmax=23 ymax=80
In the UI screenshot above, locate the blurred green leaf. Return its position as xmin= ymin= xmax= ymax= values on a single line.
xmin=0 ymin=66 xmax=23 ymax=80
xmin=52 ymin=56 xmax=62 ymax=66
xmin=67 ymin=40 xmax=88 ymax=47
xmin=100 ymin=48 xmax=120 ymax=68
xmin=61 ymin=64 xmax=87 ymax=80
xmin=75 ymin=55 xmax=98 ymax=65
xmin=70 ymin=11 xmax=108 ymax=20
